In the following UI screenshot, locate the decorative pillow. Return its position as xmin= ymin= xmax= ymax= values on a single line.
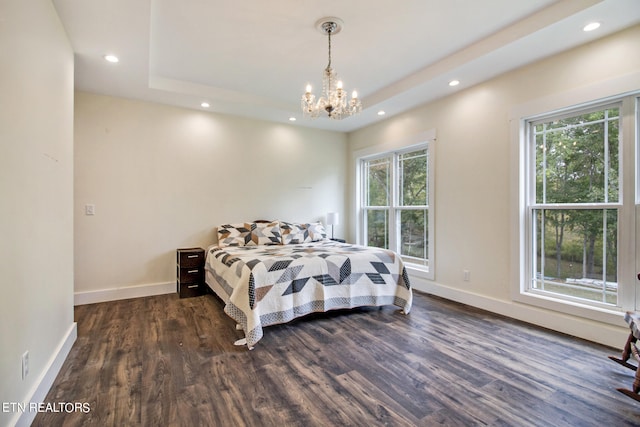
xmin=306 ymin=222 xmax=328 ymax=241
xmin=280 ymin=221 xmax=312 ymax=244
xmin=248 ymin=221 xmax=282 ymax=246
xmin=217 ymin=223 xmax=253 ymax=247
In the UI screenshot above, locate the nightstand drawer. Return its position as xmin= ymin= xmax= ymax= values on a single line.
xmin=178 ymin=282 xmax=204 ymax=298
xmin=178 ymin=266 xmax=204 ymax=283
xmin=178 ymin=250 xmax=205 ymax=268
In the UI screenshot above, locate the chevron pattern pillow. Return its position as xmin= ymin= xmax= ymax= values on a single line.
xmin=306 ymin=222 xmax=328 ymax=241
xmin=248 ymin=221 xmax=282 ymax=246
xmin=280 ymin=221 xmax=312 ymax=244
xmin=217 ymin=223 xmax=253 ymax=247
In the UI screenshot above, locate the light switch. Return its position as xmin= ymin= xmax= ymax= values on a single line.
xmin=85 ymin=204 xmax=95 ymax=215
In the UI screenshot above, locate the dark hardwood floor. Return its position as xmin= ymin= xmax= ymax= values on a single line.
xmin=33 ymin=290 xmax=640 ymax=426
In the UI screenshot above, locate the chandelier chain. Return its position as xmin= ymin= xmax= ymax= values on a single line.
xmin=327 ymin=28 xmax=332 ymax=70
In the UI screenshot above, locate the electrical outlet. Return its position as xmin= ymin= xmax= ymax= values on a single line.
xmin=22 ymin=351 xmax=29 ymax=380
xmin=463 ymin=270 xmax=471 ymax=282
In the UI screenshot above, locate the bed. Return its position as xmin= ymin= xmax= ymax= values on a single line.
xmin=204 ymin=220 xmax=413 ymax=349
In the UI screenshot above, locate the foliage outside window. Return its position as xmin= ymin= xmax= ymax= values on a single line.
xmin=361 ymin=145 xmax=432 ymax=270
xmin=528 ymin=105 xmax=620 ymax=306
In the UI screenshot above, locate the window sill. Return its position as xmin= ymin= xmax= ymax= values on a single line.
xmin=513 ymin=289 xmax=626 ymax=327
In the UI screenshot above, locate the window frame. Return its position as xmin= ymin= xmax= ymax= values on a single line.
xmin=355 ymin=131 xmax=436 ymax=280
xmin=525 ymin=102 xmax=622 ymax=309
xmin=512 ymin=88 xmax=639 ymax=326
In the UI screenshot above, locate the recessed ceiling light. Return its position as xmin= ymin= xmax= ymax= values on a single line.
xmin=377 ymin=111 xmax=386 ymax=116
xmin=583 ymin=22 xmax=601 ymax=32
xmin=103 ymin=54 xmax=119 ymax=63
xmin=289 ymin=117 xmax=296 ymax=122
xmin=449 ymin=80 xmax=460 ymax=87
xmin=201 ymin=102 xmax=210 ymax=108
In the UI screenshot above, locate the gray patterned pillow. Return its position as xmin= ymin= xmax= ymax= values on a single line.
xmin=217 ymin=223 xmax=253 ymax=247
xmin=306 ymin=222 xmax=328 ymax=241
xmin=280 ymin=221 xmax=312 ymax=244
xmin=248 ymin=221 xmax=282 ymax=246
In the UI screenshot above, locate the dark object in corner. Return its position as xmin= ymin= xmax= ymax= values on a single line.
xmin=176 ymin=248 xmax=205 ymax=298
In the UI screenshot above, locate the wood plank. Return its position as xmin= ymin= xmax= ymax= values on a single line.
xmin=32 ymin=292 xmax=640 ymax=426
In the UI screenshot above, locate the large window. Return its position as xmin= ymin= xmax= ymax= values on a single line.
xmin=360 ymin=143 xmax=434 ymax=275
xmin=523 ymin=98 xmax=635 ymax=311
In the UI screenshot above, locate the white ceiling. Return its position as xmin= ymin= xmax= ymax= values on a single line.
xmin=52 ymin=0 xmax=640 ymax=132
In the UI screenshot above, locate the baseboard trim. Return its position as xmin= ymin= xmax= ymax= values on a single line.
xmin=13 ymin=323 xmax=77 ymax=427
xmin=74 ymin=281 xmax=174 ymax=306
xmin=410 ymin=278 xmax=627 ymax=349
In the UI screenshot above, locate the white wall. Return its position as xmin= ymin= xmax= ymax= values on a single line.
xmin=74 ymin=92 xmax=348 ymax=302
xmin=348 ymin=25 xmax=640 ymax=347
xmin=0 ymin=1 xmax=76 ymax=426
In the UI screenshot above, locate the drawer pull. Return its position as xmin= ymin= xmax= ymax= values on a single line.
xmin=187 ymin=284 xmax=199 ymax=289
xmin=187 ymin=255 xmax=199 ymax=259
xmin=187 ymin=269 xmax=199 ymax=274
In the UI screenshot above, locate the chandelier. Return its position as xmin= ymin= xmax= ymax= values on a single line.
xmin=301 ymin=18 xmax=362 ymax=120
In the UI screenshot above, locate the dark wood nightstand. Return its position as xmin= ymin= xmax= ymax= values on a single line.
xmin=176 ymin=248 xmax=205 ymax=298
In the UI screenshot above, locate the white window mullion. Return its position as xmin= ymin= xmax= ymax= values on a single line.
xmin=542 ymin=124 xmax=547 ymax=204
xmin=531 ymin=208 xmax=538 ymax=291
xmin=540 ymin=208 xmax=545 ymax=291
xmin=601 ymin=210 xmax=608 ymax=303
xmin=390 ymin=154 xmax=399 ymax=254
xmin=361 ymin=160 xmax=369 ymax=244
xmin=604 ymin=109 xmax=610 ymax=204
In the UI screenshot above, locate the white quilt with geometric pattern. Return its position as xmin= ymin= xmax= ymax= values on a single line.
xmin=205 ymin=240 xmax=412 ymax=348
